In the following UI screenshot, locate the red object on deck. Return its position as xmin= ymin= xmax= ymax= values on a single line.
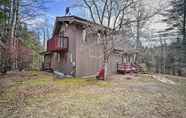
xmin=117 ymin=64 xmax=137 ymax=74
xmin=96 ymin=66 xmax=104 ymax=80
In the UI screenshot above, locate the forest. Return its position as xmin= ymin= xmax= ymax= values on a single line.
xmin=0 ymin=0 xmax=49 ymax=73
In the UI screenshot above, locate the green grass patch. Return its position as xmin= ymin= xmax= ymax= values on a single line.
xmin=54 ymin=78 xmax=96 ymax=87
xmin=26 ymin=95 xmax=48 ymax=105
xmin=20 ymin=71 xmax=54 ymax=87
xmin=0 ymin=72 xmax=112 ymax=108
xmin=96 ymin=81 xmax=112 ymax=88
xmin=53 ymin=77 xmax=112 ymax=88
xmin=23 ymin=78 xmax=51 ymax=86
xmin=31 ymin=70 xmax=40 ymax=76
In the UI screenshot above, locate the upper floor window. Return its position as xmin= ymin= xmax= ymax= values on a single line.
xmin=59 ymin=31 xmax=64 ymax=39
xmin=60 ymin=34 xmax=69 ymax=49
xmin=59 ymin=31 xmax=67 ymax=48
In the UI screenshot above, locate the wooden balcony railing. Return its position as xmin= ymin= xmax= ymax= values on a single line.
xmin=47 ymin=35 xmax=69 ymax=52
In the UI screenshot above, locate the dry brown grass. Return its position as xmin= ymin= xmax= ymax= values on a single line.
xmin=0 ymin=71 xmax=186 ymax=118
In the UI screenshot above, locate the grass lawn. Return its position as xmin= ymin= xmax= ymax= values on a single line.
xmin=0 ymin=71 xmax=186 ymax=118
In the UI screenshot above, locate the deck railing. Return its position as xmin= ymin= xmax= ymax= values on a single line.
xmin=47 ymin=35 xmax=68 ymax=52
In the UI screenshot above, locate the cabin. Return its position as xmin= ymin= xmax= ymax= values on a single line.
xmin=42 ymin=16 xmax=136 ymax=77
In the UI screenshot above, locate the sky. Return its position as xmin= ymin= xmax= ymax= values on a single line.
xmin=42 ymin=0 xmax=85 ymax=27
xmin=45 ymin=0 xmax=75 ymax=21
xmin=28 ymin=0 xmax=90 ymax=35
xmin=28 ymin=0 xmax=170 ymax=46
xmin=28 ymin=0 xmax=77 ymax=29
xmin=30 ymin=0 xmax=169 ymax=29
xmin=27 ymin=0 xmax=79 ymax=42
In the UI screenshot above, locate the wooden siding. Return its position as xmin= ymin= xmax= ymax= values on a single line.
xmin=45 ymin=16 xmax=132 ymax=77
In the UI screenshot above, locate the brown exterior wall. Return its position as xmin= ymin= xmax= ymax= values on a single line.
xmin=75 ymin=27 xmax=123 ymax=77
xmin=48 ymin=23 xmax=105 ymax=76
xmin=61 ymin=24 xmax=76 ymax=75
xmin=46 ymin=21 xmax=129 ymax=77
xmin=75 ymin=28 xmax=104 ymax=76
xmin=49 ymin=23 xmax=77 ymax=75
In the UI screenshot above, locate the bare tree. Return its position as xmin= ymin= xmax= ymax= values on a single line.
xmin=126 ymin=0 xmax=163 ymax=63
xmin=82 ymin=0 xmax=135 ymax=28
xmin=82 ymin=0 xmax=136 ymax=79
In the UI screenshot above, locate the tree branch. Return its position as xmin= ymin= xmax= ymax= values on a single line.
xmin=83 ymin=0 xmax=96 ymax=23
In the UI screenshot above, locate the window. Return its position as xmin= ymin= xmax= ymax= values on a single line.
xmin=59 ymin=31 xmax=64 ymax=48
xmin=63 ymin=37 xmax=68 ymax=49
xmin=59 ymin=31 xmax=69 ymax=49
xmin=60 ymin=37 xmax=64 ymax=48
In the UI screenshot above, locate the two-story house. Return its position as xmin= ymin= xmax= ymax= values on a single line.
xmin=42 ymin=16 xmax=134 ymax=77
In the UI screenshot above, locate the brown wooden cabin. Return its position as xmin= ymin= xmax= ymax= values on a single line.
xmin=42 ymin=16 xmax=134 ymax=77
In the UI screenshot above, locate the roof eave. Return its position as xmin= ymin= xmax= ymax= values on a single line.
xmin=52 ymin=16 xmax=113 ymax=36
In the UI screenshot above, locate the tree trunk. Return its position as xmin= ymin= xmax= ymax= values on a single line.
xmin=136 ymin=19 xmax=140 ymax=49
xmin=43 ymin=29 xmax=46 ymax=50
xmin=11 ymin=0 xmax=17 ymax=39
xmin=104 ymin=61 xmax=108 ymax=80
xmin=134 ymin=19 xmax=140 ymax=63
xmin=103 ymin=33 xmax=109 ymax=80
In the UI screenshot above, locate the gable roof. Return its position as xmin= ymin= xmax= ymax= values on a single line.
xmin=53 ymin=16 xmax=112 ymax=35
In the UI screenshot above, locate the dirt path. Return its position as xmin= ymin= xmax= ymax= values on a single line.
xmin=0 ymin=72 xmax=186 ymax=118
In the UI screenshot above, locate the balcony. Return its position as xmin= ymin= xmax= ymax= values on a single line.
xmin=47 ymin=35 xmax=69 ymax=52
